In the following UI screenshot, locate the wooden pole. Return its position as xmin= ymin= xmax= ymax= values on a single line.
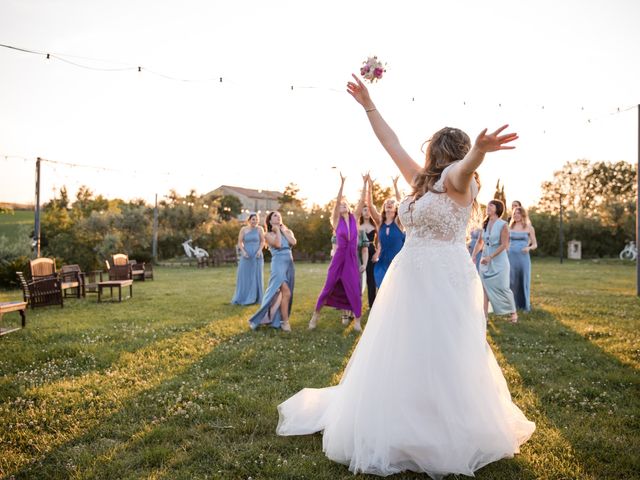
xmin=559 ymin=193 xmax=564 ymax=264
xmin=636 ymin=105 xmax=639 ymax=296
xmin=34 ymin=157 xmax=41 ymax=258
xmin=152 ymin=193 xmax=159 ymax=263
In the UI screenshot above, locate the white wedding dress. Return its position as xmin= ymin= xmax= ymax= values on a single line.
xmin=276 ymin=164 xmax=535 ymax=478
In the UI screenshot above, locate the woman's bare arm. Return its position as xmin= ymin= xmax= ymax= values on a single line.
xmin=347 ymin=75 xmax=421 ymax=184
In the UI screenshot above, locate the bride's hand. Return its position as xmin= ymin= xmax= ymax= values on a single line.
xmin=347 ymin=74 xmax=374 ymax=110
xmin=474 ymin=125 xmax=518 ymax=153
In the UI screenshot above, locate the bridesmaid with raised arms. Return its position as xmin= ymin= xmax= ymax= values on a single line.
xmin=309 ymin=172 xmax=366 ymax=331
xmin=368 ymin=175 xmax=405 ymax=289
xmin=358 ymin=173 xmax=378 ymax=308
xmin=231 ymin=213 xmax=265 ymax=305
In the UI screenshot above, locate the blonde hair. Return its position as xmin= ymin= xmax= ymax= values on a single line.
xmin=509 ymin=206 xmax=529 ymax=228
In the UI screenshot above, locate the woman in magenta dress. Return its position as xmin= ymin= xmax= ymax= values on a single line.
xmin=309 ymin=172 xmax=366 ymax=332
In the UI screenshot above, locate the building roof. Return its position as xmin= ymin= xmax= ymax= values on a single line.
xmin=208 ymin=185 xmax=282 ymax=201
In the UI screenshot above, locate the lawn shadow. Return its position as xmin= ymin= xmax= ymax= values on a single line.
xmin=6 ymin=318 xmax=362 ymax=479
xmin=487 ymin=307 xmax=640 ymax=480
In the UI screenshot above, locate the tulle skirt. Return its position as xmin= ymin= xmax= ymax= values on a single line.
xmin=277 ymin=241 xmax=535 ymax=478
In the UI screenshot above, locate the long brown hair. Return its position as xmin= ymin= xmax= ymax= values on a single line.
xmin=359 ymin=205 xmax=378 ymax=229
xmin=411 ymin=127 xmax=476 ymax=201
xmin=483 ymin=199 xmax=505 ymax=230
xmin=265 ymin=211 xmax=278 ymax=232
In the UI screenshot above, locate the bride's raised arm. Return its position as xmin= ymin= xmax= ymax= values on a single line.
xmin=447 ymin=125 xmax=518 ymax=194
xmin=347 ymin=74 xmax=421 ymax=185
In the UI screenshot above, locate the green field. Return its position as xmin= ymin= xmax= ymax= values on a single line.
xmin=0 ymin=259 xmax=638 ymax=479
xmin=0 ymin=210 xmax=34 ymax=242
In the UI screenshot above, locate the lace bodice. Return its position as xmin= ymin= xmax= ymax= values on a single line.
xmin=399 ymin=163 xmax=478 ymax=247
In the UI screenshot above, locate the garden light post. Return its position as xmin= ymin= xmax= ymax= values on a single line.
xmin=636 ymin=104 xmax=639 ymax=296
xmin=559 ymin=192 xmax=564 ymax=264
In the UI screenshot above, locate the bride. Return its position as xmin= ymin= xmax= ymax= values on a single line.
xmin=276 ymin=75 xmax=535 ymax=478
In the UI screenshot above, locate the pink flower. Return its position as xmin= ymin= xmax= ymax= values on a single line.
xmin=374 ymin=67 xmax=383 ymax=78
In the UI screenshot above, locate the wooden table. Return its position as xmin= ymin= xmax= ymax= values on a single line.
xmin=97 ymin=280 xmax=133 ymax=302
xmin=0 ymin=301 xmax=27 ymax=336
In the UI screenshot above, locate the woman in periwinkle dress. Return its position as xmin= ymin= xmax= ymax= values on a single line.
xmin=367 ymin=176 xmax=405 ymax=288
xmin=467 ymin=225 xmax=483 ymax=271
xmin=508 ymin=206 xmax=538 ymax=311
xmin=309 ymin=172 xmax=366 ymax=331
xmin=231 ymin=213 xmax=265 ymax=305
xmin=247 ymin=211 xmax=296 ymax=332
xmin=472 ymin=199 xmax=518 ymax=323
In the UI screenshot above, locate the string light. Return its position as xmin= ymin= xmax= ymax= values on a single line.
xmin=1 ymin=43 xmax=636 ymax=123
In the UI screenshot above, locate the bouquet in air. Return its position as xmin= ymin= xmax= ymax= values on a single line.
xmin=360 ymin=56 xmax=386 ymax=83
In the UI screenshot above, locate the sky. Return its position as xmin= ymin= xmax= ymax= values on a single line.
xmin=1 ymin=0 xmax=639 ymax=210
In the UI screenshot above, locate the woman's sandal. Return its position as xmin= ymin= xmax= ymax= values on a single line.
xmin=308 ymin=313 xmax=318 ymax=330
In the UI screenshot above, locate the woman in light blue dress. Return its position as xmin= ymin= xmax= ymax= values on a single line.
xmin=248 ymin=211 xmax=296 ymax=332
xmin=231 ymin=213 xmax=265 ymax=305
xmin=472 ymin=200 xmax=518 ymax=323
xmin=508 ymin=206 xmax=537 ymax=312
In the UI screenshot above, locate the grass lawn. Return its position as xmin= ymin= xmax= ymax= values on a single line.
xmin=0 ymin=259 xmax=638 ymax=479
xmin=0 ymin=210 xmax=34 ymax=242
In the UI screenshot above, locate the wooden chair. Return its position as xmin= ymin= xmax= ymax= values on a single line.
xmin=143 ymin=262 xmax=154 ymax=281
xmin=111 ymin=254 xmax=129 ymax=266
xmin=30 ymin=257 xmax=56 ymax=280
xmin=59 ymin=264 xmax=84 ymax=298
xmin=105 ymin=260 xmax=132 ymax=281
xmin=16 ymin=272 xmax=64 ymax=309
xmin=129 ymin=260 xmax=146 ymax=281
xmin=83 ymin=270 xmax=104 ymax=296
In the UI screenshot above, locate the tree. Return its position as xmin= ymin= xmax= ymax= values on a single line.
xmin=369 ymin=179 xmax=393 ymax=208
xmin=537 ymin=159 xmax=636 ymax=217
xmin=493 ymin=179 xmax=507 ymax=217
xmin=278 ymin=183 xmax=304 ymax=208
xmin=72 ymin=185 xmax=109 ymax=218
xmin=218 ymin=195 xmax=243 ymax=221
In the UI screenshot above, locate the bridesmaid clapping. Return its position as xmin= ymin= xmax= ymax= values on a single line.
xmin=231 ymin=213 xmax=265 ymax=305
xmin=247 ymin=211 xmax=296 ymax=332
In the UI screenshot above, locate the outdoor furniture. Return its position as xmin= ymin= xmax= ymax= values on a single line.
xmin=129 ymin=260 xmax=146 ymax=281
xmin=143 ymin=262 xmax=154 ymax=280
xmin=106 ymin=262 xmax=132 ymax=281
xmin=30 ymin=257 xmax=56 ymax=280
xmin=0 ymin=301 xmax=27 ymax=336
xmin=111 ymin=254 xmax=129 ymax=266
xmin=16 ymin=272 xmax=64 ymax=309
xmin=211 ymin=248 xmax=237 ymax=267
xmin=97 ymin=279 xmax=133 ymax=302
xmin=83 ymin=270 xmax=104 ymax=296
xmin=59 ymin=264 xmax=84 ymax=298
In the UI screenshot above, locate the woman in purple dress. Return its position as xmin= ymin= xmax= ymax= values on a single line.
xmin=309 ymin=172 xmax=366 ymax=332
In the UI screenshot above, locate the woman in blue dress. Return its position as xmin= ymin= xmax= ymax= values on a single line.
xmin=508 ymin=206 xmax=537 ymax=311
xmin=367 ymin=175 xmax=405 ymax=288
xmin=467 ymin=226 xmax=483 ymax=271
xmin=472 ymin=200 xmax=518 ymax=323
xmin=231 ymin=213 xmax=265 ymax=305
xmin=248 ymin=211 xmax=296 ymax=332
